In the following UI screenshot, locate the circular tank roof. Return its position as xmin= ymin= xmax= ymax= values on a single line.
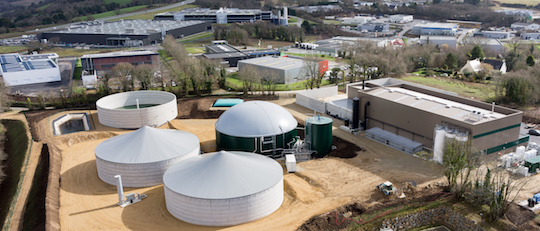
xmin=163 ymin=151 xmax=283 ymax=199
xmin=214 ymin=101 xmax=297 ymax=137
xmin=95 ymin=126 xmax=200 ymax=164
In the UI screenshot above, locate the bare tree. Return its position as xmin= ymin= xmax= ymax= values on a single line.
xmin=112 ymin=62 xmax=134 ymax=92
xmin=442 ymin=138 xmax=479 ymax=197
xmin=134 ymin=64 xmax=155 ymax=90
xmin=0 ymin=82 xmax=8 ymax=112
xmin=100 ymin=73 xmax=112 ymax=95
xmin=301 ymin=56 xmax=321 ymax=89
xmin=238 ymin=65 xmax=259 ymax=95
xmin=261 ymin=69 xmax=279 ymax=95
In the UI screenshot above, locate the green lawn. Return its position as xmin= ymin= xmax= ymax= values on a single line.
xmin=37 ymin=2 xmax=54 ymax=10
xmin=227 ymin=77 xmax=332 ymax=91
xmin=185 ymin=47 xmax=205 ymax=54
xmin=323 ymin=19 xmax=341 ymax=25
xmin=284 ymin=52 xmax=336 ymax=62
xmin=400 ymin=76 xmax=496 ymax=102
xmin=104 ymin=0 xmax=132 ymax=4
xmin=114 ymin=4 xmax=197 ymax=20
xmin=289 ymin=17 xmax=298 ymax=23
xmin=73 ymin=5 xmax=148 ymax=21
xmin=0 ymin=46 xmax=27 ymax=54
xmin=497 ymin=0 xmax=540 ymax=5
xmin=178 ymin=31 xmax=214 ymax=42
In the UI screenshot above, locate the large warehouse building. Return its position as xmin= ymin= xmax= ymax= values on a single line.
xmin=163 ymin=150 xmax=283 ymax=226
xmin=347 ymin=78 xmax=526 ymax=155
xmin=81 ymin=50 xmax=159 ymax=73
xmin=95 ymin=126 xmax=200 ymax=187
xmin=412 ymin=22 xmax=459 ymax=35
xmin=0 ymin=53 xmax=61 ymax=86
xmin=238 ymin=56 xmax=328 ymax=84
xmin=154 ymin=7 xmax=273 ymax=24
xmin=202 ymin=42 xmax=280 ymax=67
xmin=38 ymin=20 xmax=212 ymax=46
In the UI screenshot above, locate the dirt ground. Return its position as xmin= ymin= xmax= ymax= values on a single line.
xmin=41 ymin=97 xmax=449 ymax=231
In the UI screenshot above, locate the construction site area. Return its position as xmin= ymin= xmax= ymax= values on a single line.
xmin=3 ymin=86 xmax=540 ymax=230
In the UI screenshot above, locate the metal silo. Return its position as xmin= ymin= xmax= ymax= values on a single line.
xmin=306 ymin=115 xmax=333 ymax=158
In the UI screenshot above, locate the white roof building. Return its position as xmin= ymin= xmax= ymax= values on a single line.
xmin=163 ymin=151 xmax=284 ymax=226
xmin=95 ymin=126 xmax=200 ymax=187
xmin=0 ymin=53 xmax=61 ymax=86
xmin=389 ymin=14 xmax=413 ymax=23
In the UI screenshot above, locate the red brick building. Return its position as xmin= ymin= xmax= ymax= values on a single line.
xmin=81 ymin=50 xmax=159 ymax=72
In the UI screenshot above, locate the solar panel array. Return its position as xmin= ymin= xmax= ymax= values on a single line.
xmin=55 ymin=20 xmax=206 ymax=35
xmin=0 ymin=53 xmax=56 ymax=73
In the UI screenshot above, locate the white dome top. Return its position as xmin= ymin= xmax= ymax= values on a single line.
xmin=215 ymin=101 xmax=297 ymax=137
xmin=163 ymin=151 xmax=283 ymax=199
xmin=95 ymin=126 xmax=200 ymax=164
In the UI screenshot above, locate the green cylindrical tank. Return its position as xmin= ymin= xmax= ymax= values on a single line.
xmin=306 ymin=116 xmax=333 ymax=158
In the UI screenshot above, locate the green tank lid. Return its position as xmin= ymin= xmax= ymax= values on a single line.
xmin=306 ymin=116 xmax=332 ymax=125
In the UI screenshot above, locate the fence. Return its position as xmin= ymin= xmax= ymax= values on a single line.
xmin=295 ymin=87 xmax=338 ymax=114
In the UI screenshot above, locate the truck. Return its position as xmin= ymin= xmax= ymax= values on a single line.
xmin=376 ymin=181 xmax=397 ymax=195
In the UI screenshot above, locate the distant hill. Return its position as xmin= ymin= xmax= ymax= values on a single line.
xmin=0 ymin=0 xmax=177 ymax=34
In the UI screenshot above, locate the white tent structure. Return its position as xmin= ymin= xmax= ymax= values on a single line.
xmin=163 ymin=151 xmax=284 ymax=226
xmin=95 ymin=126 xmax=200 ymax=187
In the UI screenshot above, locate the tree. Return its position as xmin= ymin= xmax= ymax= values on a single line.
xmin=301 ymin=56 xmax=321 ymax=89
xmin=112 ymin=62 xmax=134 ymax=92
xmin=134 ymin=64 xmax=155 ymax=90
xmin=100 ymin=73 xmax=111 ymax=95
xmin=238 ymin=65 xmax=259 ymax=95
xmin=329 ymin=67 xmax=341 ymax=85
xmin=0 ymin=82 xmax=7 ymax=112
xmin=469 ymin=44 xmax=485 ymax=60
xmin=445 ymin=53 xmax=458 ymax=70
xmin=442 ymin=138 xmax=479 ymax=197
xmin=527 ymin=55 xmax=535 ymax=66
xmin=301 ymin=20 xmax=312 ymax=33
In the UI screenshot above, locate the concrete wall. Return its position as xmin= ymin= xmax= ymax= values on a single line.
xmin=3 ymin=66 xmax=61 ymax=86
xmin=296 ymin=87 xmax=338 ymax=113
xmin=381 ymin=206 xmax=482 ymax=231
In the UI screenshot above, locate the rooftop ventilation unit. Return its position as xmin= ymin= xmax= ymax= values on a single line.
xmin=95 ymin=28 xmax=102 ymax=32
xmin=125 ymin=28 xmax=135 ymax=33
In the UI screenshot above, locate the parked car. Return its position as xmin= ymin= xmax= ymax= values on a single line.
xmin=529 ymin=129 xmax=540 ymax=136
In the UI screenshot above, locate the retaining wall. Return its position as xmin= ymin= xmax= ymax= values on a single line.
xmin=295 ymin=87 xmax=338 ymax=114
xmin=381 ymin=206 xmax=483 ymax=231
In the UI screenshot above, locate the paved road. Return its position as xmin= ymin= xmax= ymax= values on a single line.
xmin=28 ymin=0 xmax=195 ymax=33
xmin=289 ymin=16 xmax=303 ymax=27
xmin=10 ymin=58 xmax=76 ymax=96
xmin=457 ymin=28 xmax=476 ymax=44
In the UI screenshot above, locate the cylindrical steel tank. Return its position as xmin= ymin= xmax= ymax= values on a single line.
xmin=306 ymin=115 xmax=333 ymax=158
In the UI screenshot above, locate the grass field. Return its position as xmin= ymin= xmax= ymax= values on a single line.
xmin=0 ymin=46 xmax=28 ymax=54
xmin=289 ymin=17 xmax=298 ymax=23
xmin=323 ymin=19 xmax=341 ymax=25
xmin=400 ymin=76 xmax=496 ymax=102
xmin=497 ymin=0 xmax=540 ymax=5
xmin=73 ymin=5 xmax=148 ymax=21
xmin=185 ymin=47 xmax=205 ymax=53
xmin=37 ymin=2 xmax=53 ymax=10
xmin=115 ymin=4 xmax=197 ymax=20
xmin=226 ymin=76 xmax=332 ymax=91
xmin=103 ymin=0 xmax=132 ymax=4
xmin=177 ymin=31 xmax=214 ymax=42
xmin=284 ymin=52 xmax=337 ymax=61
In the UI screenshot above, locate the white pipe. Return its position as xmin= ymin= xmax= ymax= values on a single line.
xmin=115 ymin=175 xmax=124 ymax=205
xmin=491 ymin=102 xmax=495 ymax=114
xmin=136 ymin=99 xmax=140 ymax=109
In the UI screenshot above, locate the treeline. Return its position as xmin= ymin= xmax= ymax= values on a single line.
xmin=355 ymin=2 xmax=517 ymax=27
xmin=499 ymin=3 xmax=540 ymax=10
xmin=0 ymin=0 xmax=177 ymax=33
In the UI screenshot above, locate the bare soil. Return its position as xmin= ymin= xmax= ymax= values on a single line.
xmin=506 ymin=203 xmax=536 ymax=226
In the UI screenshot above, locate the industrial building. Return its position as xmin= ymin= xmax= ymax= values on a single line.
xmin=38 ymin=20 xmax=212 ymax=46
xmin=96 ymin=91 xmax=178 ymax=129
xmin=163 ymin=150 xmax=283 ymax=226
xmin=202 ymin=42 xmax=280 ymax=67
xmin=511 ymin=22 xmax=540 ymax=31
xmin=0 ymin=53 xmax=61 ymax=86
xmin=474 ymin=31 xmax=511 ymax=39
xmin=237 ymin=56 xmax=328 ymax=84
xmin=521 ymin=32 xmax=540 ymax=40
xmin=412 ymin=23 xmax=458 ymax=35
xmin=464 ymin=37 xmax=505 ymax=54
xmin=314 ymin=36 xmax=404 ymax=56
xmin=388 ymin=15 xmax=413 ymax=23
xmin=215 ymin=101 xmax=298 ymax=155
xmin=95 ymin=126 xmax=200 ymax=187
xmin=420 ymin=35 xmax=457 ymax=48
xmin=357 ymin=23 xmax=390 ymax=32
xmin=81 ymin=50 xmax=159 ymax=73
xmin=154 ymin=7 xmax=275 ymax=24
xmin=340 ymin=16 xmax=375 ymax=24
xmin=347 ymin=78 xmax=526 ymax=155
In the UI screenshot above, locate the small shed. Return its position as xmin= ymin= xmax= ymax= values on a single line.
xmin=524 ymin=155 xmax=540 ymax=173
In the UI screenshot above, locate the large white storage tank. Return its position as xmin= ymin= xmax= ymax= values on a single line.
xmin=163 ymin=151 xmax=284 ymax=226
xmin=95 ymin=126 xmax=200 ymax=187
xmin=96 ymin=90 xmax=178 ymax=129
xmin=215 ymin=101 xmax=298 ymax=154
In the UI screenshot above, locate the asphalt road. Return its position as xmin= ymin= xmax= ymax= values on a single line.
xmin=289 ymin=16 xmax=303 ymax=27
xmin=28 ymin=0 xmax=195 ymax=33
xmin=9 ymin=58 xmax=76 ymax=96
